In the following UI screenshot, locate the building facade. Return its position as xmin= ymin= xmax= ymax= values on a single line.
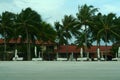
xmin=0 ymin=38 xmax=113 ymax=61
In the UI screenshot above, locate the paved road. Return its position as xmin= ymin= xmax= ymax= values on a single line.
xmin=0 ymin=61 xmax=120 ymax=80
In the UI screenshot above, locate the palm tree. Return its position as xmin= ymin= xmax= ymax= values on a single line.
xmin=62 ymin=15 xmax=78 ymax=43
xmin=112 ymin=16 xmax=120 ymax=43
xmin=76 ymin=4 xmax=98 ymax=58
xmin=55 ymin=15 xmax=78 ymax=60
xmin=39 ymin=21 xmax=56 ymax=60
xmin=112 ymin=17 xmax=120 ymax=57
xmin=96 ymin=13 xmax=120 ymax=60
xmin=90 ymin=13 xmax=103 ymax=59
xmin=0 ymin=11 xmax=15 ymax=60
xmin=75 ymin=32 xmax=92 ymax=48
xmin=58 ymin=15 xmax=79 ymax=60
xmin=10 ymin=14 xmax=22 ymax=59
xmin=40 ymin=21 xmax=56 ymax=42
xmin=54 ymin=21 xmax=66 ymax=45
xmin=16 ymin=8 xmax=42 ymax=60
xmin=54 ymin=21 xmax=67 ymax=60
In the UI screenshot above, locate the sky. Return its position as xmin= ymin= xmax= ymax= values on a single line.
xmin=0 ymin=0 xmax=120 ymax=25
xmin=0 ymin=0 xmax=120 ymax=45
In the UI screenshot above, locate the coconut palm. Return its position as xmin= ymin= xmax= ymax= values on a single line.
xmin=59 ymin=15 xmax=79 ymax=60
xmin=110 ymin=16 xmax=120 ymax=57
xmin=54 ymin=21 xmax=67 ymax=60
xmin=96 ymin=13 xmax=120 ymax=60
xmin=112 ymin=16 xmax=120 ymax=42
xmin=10 ymin=14 xmax=22 ymax=59
xmin=0 ymin=11 xmax=15 ymax=60
xmin=62 ymin=15 xmax=79 ymax=44
xmin=54 ymin=15 xmax=79 ymax=60
xmin=39 ymin=21 xmax=56 ymax=60
xmin=54 ymin=21 xmax=67 ymax=45
xmin=91 ymin=13 xmax=101 ymax=46
xmin=91 ymin=13 xmax=103 ymax=57
xmin=40 ymin=21 xmax=56 ymax=42
xmin=75 ymin=31 xmax=92 ymax=48
xmin=76 ymin=4 xmax=98 ymax=57
xmin=16 ymin=8 xmax=42 ymax=60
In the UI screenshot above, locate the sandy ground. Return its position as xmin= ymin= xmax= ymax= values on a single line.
xmin=0 ymin=61 xmax=120 ymax=80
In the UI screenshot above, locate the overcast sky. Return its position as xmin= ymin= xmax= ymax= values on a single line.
xmin=0 ymin=0 xmax=120 ymax=25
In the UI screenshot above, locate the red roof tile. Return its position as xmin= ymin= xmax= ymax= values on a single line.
xmin=87 ymin=46 xmax=112 ymax=53
xmin=9 ymin=38 xmax=21 ymax=43
xmin=0 ymin=39 xmax=4 ymax=44
xmin=57 ymin=45 xmax=112 ymax=53
xmin=0 ymin=38 xmax=55 ymax=45
xmin=57 ymin=45 xmax=80 ymax=53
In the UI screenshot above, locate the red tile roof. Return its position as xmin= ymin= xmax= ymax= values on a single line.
xmin=9 ymin=37 xmax=21 ymax=43
xmin=87 ymin=46 xmax=112 ymax=53
xmin=57 ymin=45 xmax=80 ymax=53
xmin=56 ymin=45 xmax=112 ymax=53
xmin=0 ymin=39 xmax=4 ymax=44
xmin=0 ymin=38 xmax=55 ymax=45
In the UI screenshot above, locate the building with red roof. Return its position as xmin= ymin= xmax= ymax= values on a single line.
xmin=55 ymin=45 xmax=113 ymax=61
xmin=56 ymin=45 xmax=112 ymax=54
xmin=0 ymin=38 xmax=56 ymax=61
xmin=0 ymin=38 xmax=113 ymax=61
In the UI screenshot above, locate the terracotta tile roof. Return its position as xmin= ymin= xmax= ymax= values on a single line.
xmin=35 ymin=40 xmax=42 ymax=44
xmin=34 ymin=40 xmax=56 ymax=45
xmin=87 ymin=46 xmax=112 ymax=53
xmin=9 ymin=37 xmax=21 ymax=43
xmin=0 ymin=38 xmax=55 ymax=45
xmin=57 ymin=45 xmax=80 ymax=53
xmin=24 ymin=40 xmax=32 ymax=43
xmin=43 ymin=41 xmax=56 ymax=45
xmin=56 ymin=45 xmax=112 ymax=53
xmin=0 ymin=39 xmax=4 ymax=44
xmin=0 ymin=38 xmax=21 ymax=44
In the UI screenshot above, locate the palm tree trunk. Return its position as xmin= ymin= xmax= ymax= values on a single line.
xmin=57 ymin=44 xmax=59 ymax=60
xmin=26 ymin=28 xmax=31 ymax=60
xmin=3 ymin=31 xmax=7 ymax=61
xmin=14 ymin=29 xmax=18 ymax=59
xmin=66 ymin=37 xmax=69 ymax=61
xmin=28 ymin=40 xmax=31 ymax=60
xmin=84 ymin=25 xmax=88 ymax=60
xmin=41 ymin=44 xmax=44 ymax=61
xmin=105 ymin=30 xmax=108 ymax=61
xmin=97 ymin=39 xmax=100 ymax=60
xmin=66 ymin=44 xmax=69 ymax=61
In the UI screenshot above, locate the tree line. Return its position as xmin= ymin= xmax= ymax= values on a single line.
xmin=55 ymin=4 xmax=120 ymax=59
xmin=0 ymin=4 xmax=120 ymax=60
xmin=0 ymin=7 xmax=56 ymax=60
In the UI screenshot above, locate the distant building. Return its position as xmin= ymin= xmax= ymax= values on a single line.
xmin=55 ymin=45 xmax=113 ymax=61
xmin=0 ymin=38 xmax=56 ymax=61
xmin=0 ymin=38 xmax=113 ymax=61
